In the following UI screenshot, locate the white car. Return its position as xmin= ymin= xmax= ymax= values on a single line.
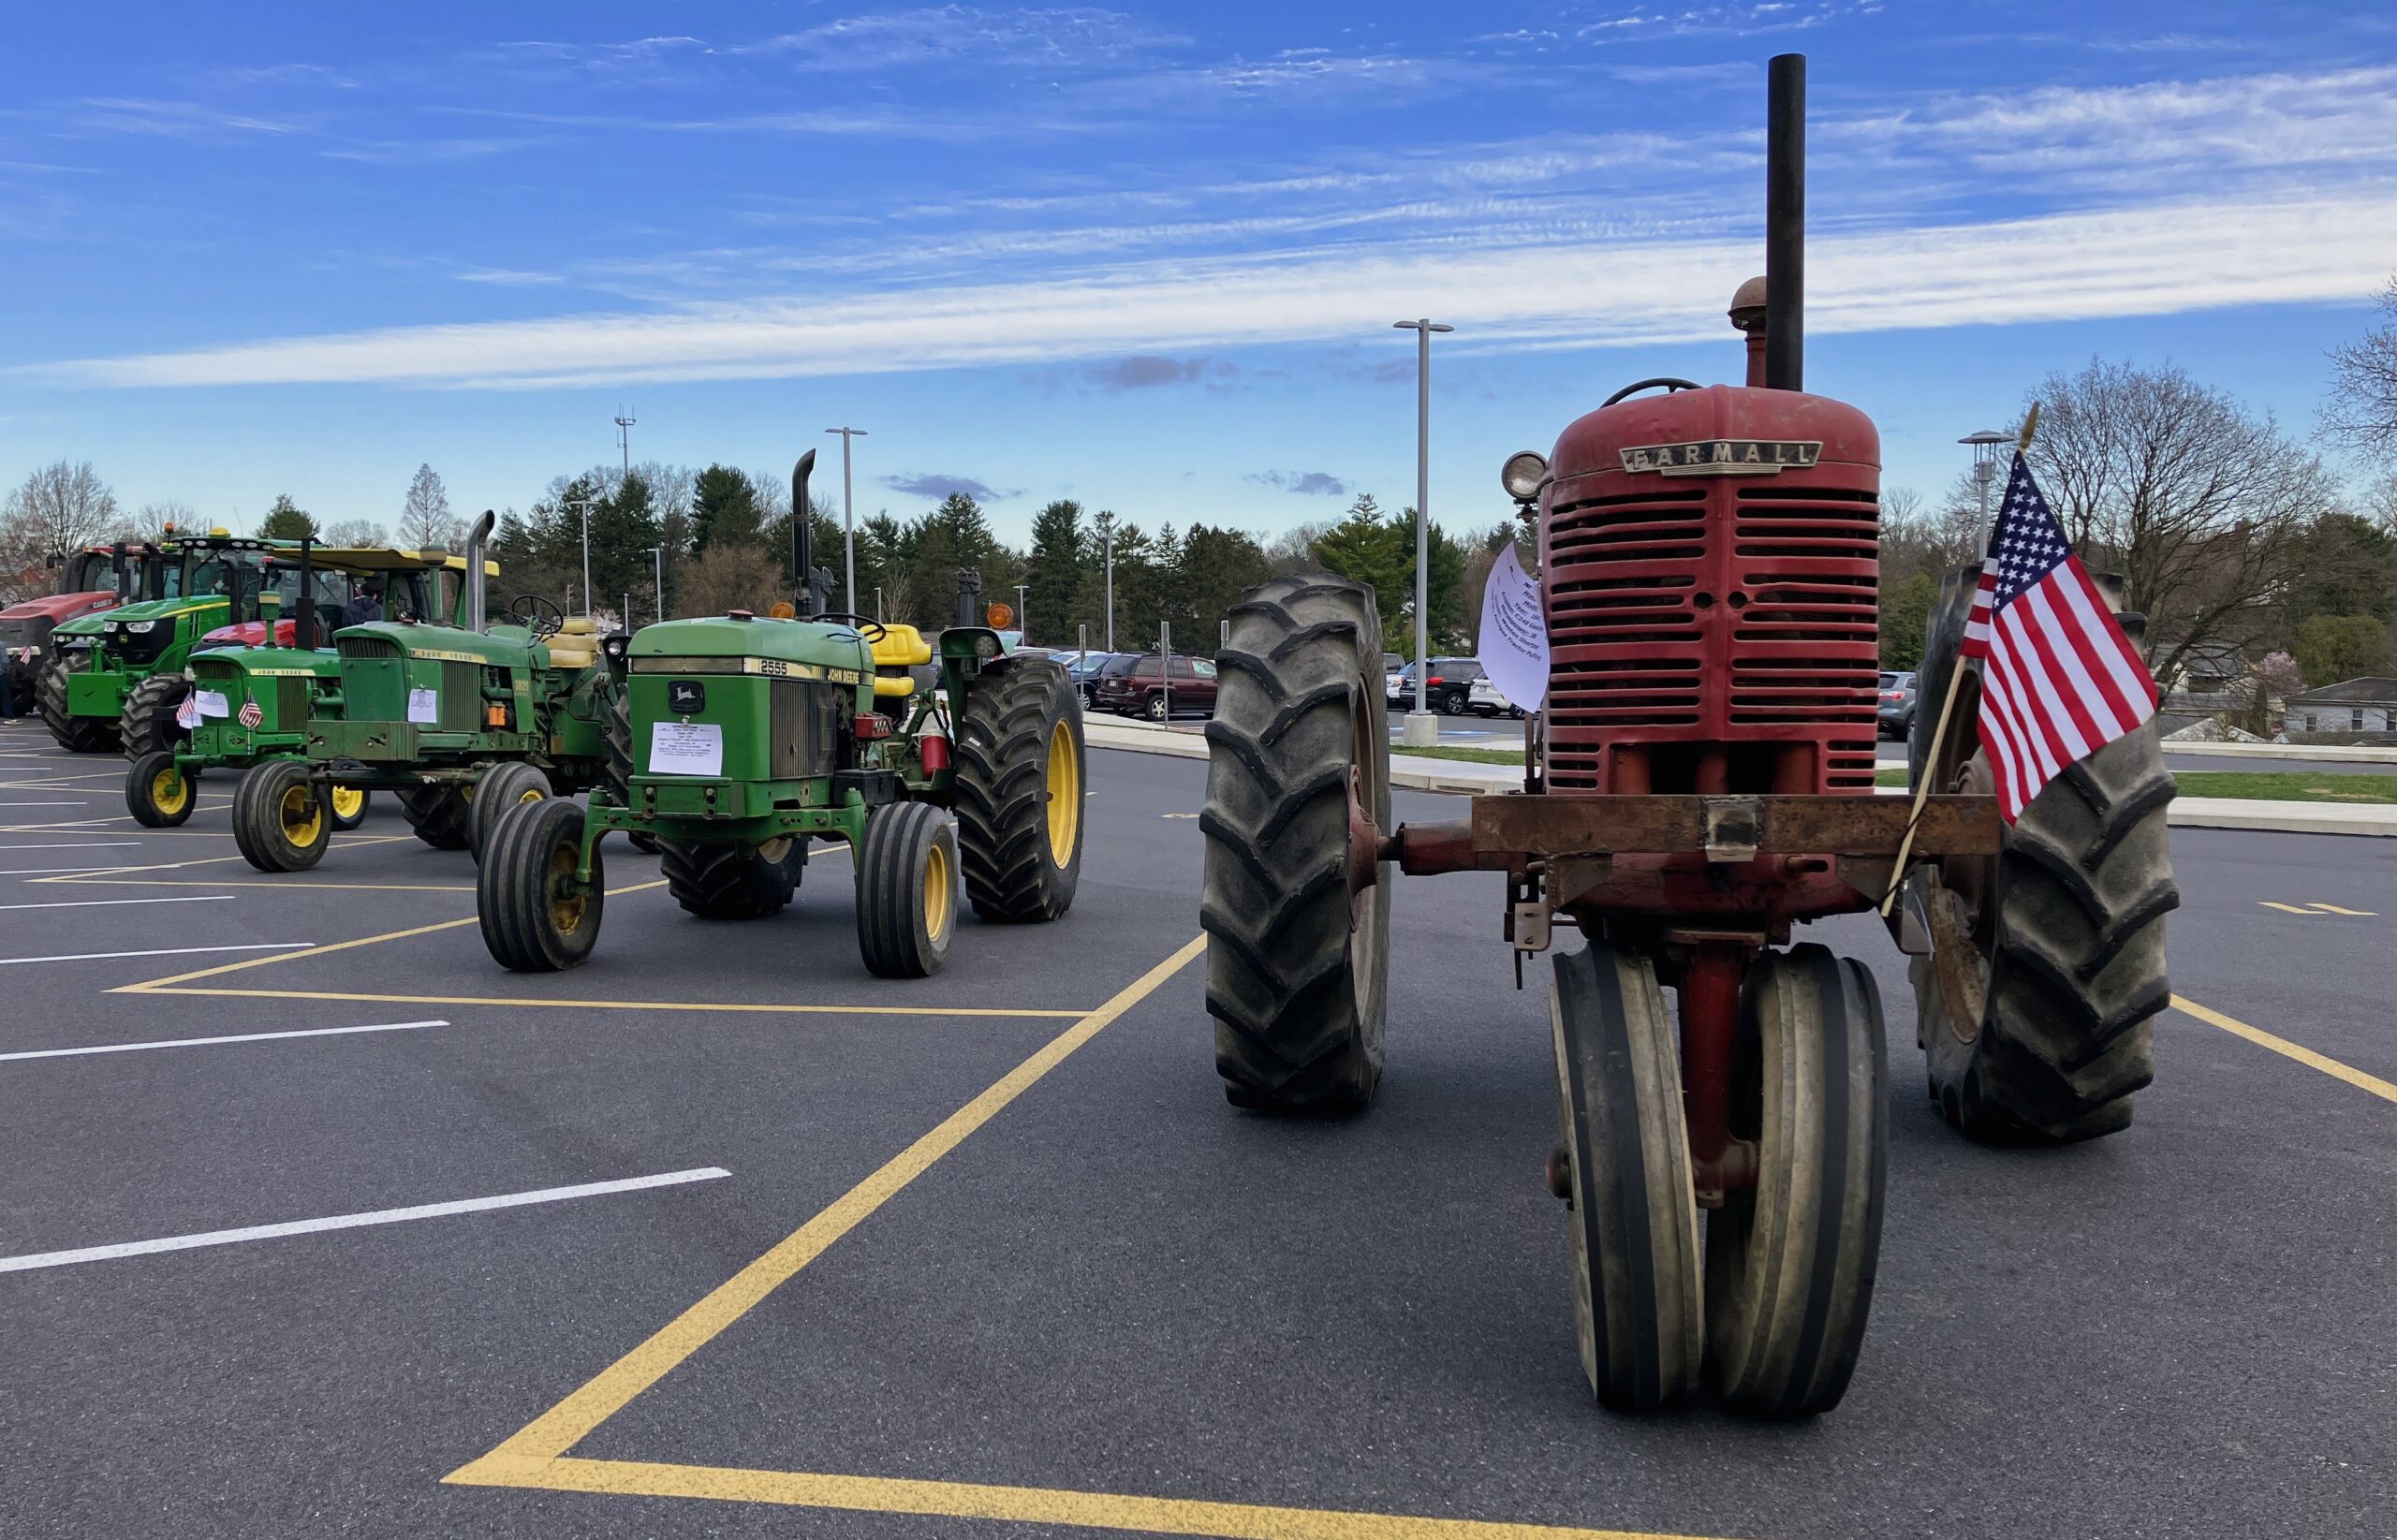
xmin=1469 ymin=675 xmax=1526 ymax=718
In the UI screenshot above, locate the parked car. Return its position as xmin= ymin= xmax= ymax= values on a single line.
xmin=1056 ymin=650 xmax=1118 ymax=705
xmin=1877 ymin=670 xmax=1918 ymax=739
xmin=1469 ymin=675 xmax=1525 ymax=719
xmin=1387 ymin=656 xmax=1484 ymax=715
xmin=1090 ymin=651 xmax=1220 ymax=720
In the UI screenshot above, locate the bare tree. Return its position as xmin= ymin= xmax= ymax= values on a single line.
xmin=2023 ymin=359 xmax=2333 ymax=689
xmin=2327 ymin=275 xmax=2397 ymax=455
xmin=400 ymin=463 xmax=463 ymax=550
xmin=673 ymin=541 xmax=778 ymax=618
xmin=323 ymin=517 xmax=392 ymax=547
xmin=134 ymin=499 xmax=198 ymax=536
xmin=2 ymin=461 xmax=121 ymax=572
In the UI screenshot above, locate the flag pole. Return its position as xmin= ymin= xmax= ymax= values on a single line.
xmin=1880 ymin=403 xmax=2039 ymax=917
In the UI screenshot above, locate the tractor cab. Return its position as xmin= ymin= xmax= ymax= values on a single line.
xmin=1 ymin=542 xmax=158 ymax=701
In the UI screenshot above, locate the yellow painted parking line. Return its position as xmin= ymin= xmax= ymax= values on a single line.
xmin=129 ymin=986 xmax=1087 ymax=1017
xmin=449 ymin=935 xmax=1207 ymax=1467
xmin=2257 ymin=902 xmax=2319 ymax=915
xmin=2174 ymin=995 xmax=2397 ymax=1106
xmin=29 ymin=835 xmax=413 ymax=884
xmin=441 ymin=936 xmax=1738 ymax=1540
xmin=2307 ymin=902 xmax=2377 ymax=917
xmin=452 ymin=1456 xmax=1727 ymax=1540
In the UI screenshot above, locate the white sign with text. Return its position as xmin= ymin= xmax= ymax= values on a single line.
xmin=1475 ymin=543 xmax=1550 ymax=713
xmin=649 ymin=721 xmax=726 ymax=778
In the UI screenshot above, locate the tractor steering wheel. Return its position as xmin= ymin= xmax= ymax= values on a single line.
xmin=508 ymin=594 xmax=566 ymax=638
xmin=813 ymin=610 xmax=890 ymax=644
xmin=1602 ymin=376 xmax=1704 ymax=407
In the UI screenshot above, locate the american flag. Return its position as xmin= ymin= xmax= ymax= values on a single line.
xmin=237 ymin=697 xmax=264 ymax=729
xmin=1962 ymin=453 xmax=2156 ymax=822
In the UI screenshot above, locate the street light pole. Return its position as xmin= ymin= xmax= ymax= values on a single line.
xmin=1102 ymin=519 xmax=1115 ymax=653
xmin=1015 ymin=582 xmax=1027 ymax=640
xmin=1960 ymin=429 xmax=2010 ymax=550
xmin=1392 ymin=317 xmax=1453 ymax=746
xmin=566 ymin=497 xmax=598 ymax=621
xmin=647 ymin=544 xmax=665 ymax=623
xmin=825 ymin=427 xmax=867 ymax=612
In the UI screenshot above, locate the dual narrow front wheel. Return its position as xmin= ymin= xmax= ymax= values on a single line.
xmin=1550 ymin=941 xmax=1886 ymax=1417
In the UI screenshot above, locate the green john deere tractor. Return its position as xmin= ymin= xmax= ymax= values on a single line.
xmin=228 ymin=511 xmax=635 ymax=873
xmin=122 ymin=542 xmax=491 ymax=829
xmin=477 ymin=450 xmax=1084 ymax=979
xmin=39 ymin=528 xmax=289 ymax=755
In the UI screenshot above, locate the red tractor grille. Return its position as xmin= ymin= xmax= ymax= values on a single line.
xmin=1542 ymin=480 xmax=1878 ymax=796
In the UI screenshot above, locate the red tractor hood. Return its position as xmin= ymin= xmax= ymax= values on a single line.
xmin=201 ymin=618 xmax=301 ymax=649
xmin=1 ymin=589 xmax=119 ymax=624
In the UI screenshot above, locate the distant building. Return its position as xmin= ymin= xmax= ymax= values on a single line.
xmin=2285 ymin=677 xmax=2397 ymax=736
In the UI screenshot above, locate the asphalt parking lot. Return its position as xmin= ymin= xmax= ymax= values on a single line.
xmin=2 ymin=712 xmax=2390 ymax=1540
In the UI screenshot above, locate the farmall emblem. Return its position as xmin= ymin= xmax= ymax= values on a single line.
xmin=1620 ymin=439 xmax=1823 ymax=477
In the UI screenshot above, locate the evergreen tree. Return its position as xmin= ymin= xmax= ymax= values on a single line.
xmin=258 ymin=493 xmax=317 ymax=542
xmin=690 ymin=463 xmax=759 ymax=555
xmin=1025 ymin=499 xmax=1087 ymax=647
xmin=583 ymin=471 xmax=662 ymax=619
xmin=1168 ymin=524 xmax=1272 ymax=650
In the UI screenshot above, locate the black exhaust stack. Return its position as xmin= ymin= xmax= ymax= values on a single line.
xmin=294 ymin=537 xmax=316 ymax=651
xmin=790 ymin=450 xmax=822 ymax=616
xmin=1765 ymin=52 xmax=1804 ymax=392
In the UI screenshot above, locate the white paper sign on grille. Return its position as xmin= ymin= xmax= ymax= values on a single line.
xmin=649 ymin=721 xmax=725 ymax=778
xmin=1475 ymin=543 xmax=1549 ymax=713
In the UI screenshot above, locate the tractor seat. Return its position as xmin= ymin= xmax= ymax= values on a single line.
xmin=545 ymin=616 xmax=598 ymax=670
xmin=869 ymin=623 xmax=932 ymax=699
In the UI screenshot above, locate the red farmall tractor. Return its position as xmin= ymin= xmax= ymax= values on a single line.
xmin=1198 ymin=55 xmax=2175 ymax=1417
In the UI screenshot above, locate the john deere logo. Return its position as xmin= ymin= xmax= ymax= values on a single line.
xmin=1620 ymin=439 xmax=1822 ymax=477
xmin=668 ymin=680 xmax=705 ymax=714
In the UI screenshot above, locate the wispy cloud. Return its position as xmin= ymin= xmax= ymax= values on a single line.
xmin=1249 ymin=470 xmax=1350 ymax=496
xmin=41 ymin=190 xmax=2397 ymax=391
xmin=736 ymin=7 xmax=1177 ymax=72
xmin=1082 ymin=355 xmax=1211 ymax=389
xmin=882 ymin=472 xmax=1007 ymax=502
xmin=321 ymin=137 xmax=542 ymax=166
xmin=71 ymin=96 xmax=312 ymax=139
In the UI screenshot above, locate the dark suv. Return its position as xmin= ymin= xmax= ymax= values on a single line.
xmin=1090 ymin=652 xmax=1219 ymax=720
xmin=1389 ymin=656 xmax=1484 ymax=715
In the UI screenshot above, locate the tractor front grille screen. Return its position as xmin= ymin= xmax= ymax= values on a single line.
xmin=1543 ymin=478 xmax=1877 ymax=795
xmin=768 ymin=678 xmax=842 ymax=781
xmin=439 ymin=662 xmax=481 ymax=732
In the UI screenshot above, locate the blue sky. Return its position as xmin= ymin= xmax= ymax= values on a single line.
xmin=4 ymin=1 xmax=2393 ymax=543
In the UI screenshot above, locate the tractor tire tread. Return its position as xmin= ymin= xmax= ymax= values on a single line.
xmin=659 ymin=837 xmax=804 ymax=919
xmin=38 ymin=659 xmax=118 ymax=753
xmin=952 ymin=658 xmax=1081 ymax=923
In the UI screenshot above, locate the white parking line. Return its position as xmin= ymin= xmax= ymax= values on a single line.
xmin=0 ymin=865 xmax=140 ymax=875
xmin=0 ymin=943 xmax=312 ymax=967
xmin=0 ymin=895 xmax=235 ymax=913
xmin=0 ymin=800 xmax=90 ymax=807
xmin=0 ymin=842 xmax=142 ymax=851
xmin=1 ymin=1018 xmax=448 ymax=1062
xmin=0 ymin=1167 xmax=733 ymax=1273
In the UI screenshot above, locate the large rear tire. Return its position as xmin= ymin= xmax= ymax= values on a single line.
xmin=478 ymin=798 xmax=604 ymax=972
xmin=604 ymin=683 xmax=661 ymax=855
xmin=660 ymin=836 xmax=806 ymax=919
xmin=954 ymin=657 xmax=1084 ymax=922
xmin=399 ymin=782 xmax=473 ymax=850
xmin=1910 ymin=566 xmax=2177 ymax=1142
xmin=118 ymin=673 xmax=188 ymax=761
xmin=855 ymin=801 xmax=956 ymax=978
xmin=1550 ymin=943 xmax=1704 ymax=1412
xmin=1705 ymin=946 xmax=1887 ymax=1417
xmin=38 ymin=660 xmax=117 ymax=753
xmin=1199 ymin=575 xmax=1390 ymax=1114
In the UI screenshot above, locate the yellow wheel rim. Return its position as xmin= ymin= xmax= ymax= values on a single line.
xmin=151 ymin=767 xmax=188 ymax=815
xmin=547 ymin=834 xmax=587 ymax=935
xmin=922 ymin=837 xmax=951 ymax=940
xmin=1044 ymin=718 xmax=1081 ymax=866
xmin=278 ymin=784 xmax=323 ymax=846
xmin=330 ymin=785 xmax=364 ymax=820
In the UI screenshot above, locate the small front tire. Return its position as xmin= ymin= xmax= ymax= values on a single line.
xmin=125 ymin=750 xmax=195 ymax=829
xmin=231 ymin=759 xmax=331 ymax=873
xmin=855 ymin=801 xmax=957 ymax=978
xmin=467 ymin=760 xmax=551 ymax=861
xmin=478 ymin=798 xmax=604 ymax=973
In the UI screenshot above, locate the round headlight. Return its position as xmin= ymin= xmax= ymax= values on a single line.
xmin=977 ymin=635 xmax=1000 ymax=659
xmin=1501 ymin=450 xmax=1549 ymax=503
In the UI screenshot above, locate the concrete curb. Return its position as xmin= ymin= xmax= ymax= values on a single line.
xmin=1081 ymin=714 xmax=2396 ymax=834
xmin=2161 ymin=740 xmax=2397 ymax=763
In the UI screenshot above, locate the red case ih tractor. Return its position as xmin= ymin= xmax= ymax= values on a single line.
xmin=1198 ymin=55 xmax=2175 ymax=1417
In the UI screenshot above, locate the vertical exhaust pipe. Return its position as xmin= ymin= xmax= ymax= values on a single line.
xmin=1765 ymin=52 xmax=1805 ymax=392
xmin=790 ymin=450 xmax=819 ymax=616
xmin=463 ymin=509 xmax=495 ymax=632
xmin=295 ymin=537 xmax=316 ymax=652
